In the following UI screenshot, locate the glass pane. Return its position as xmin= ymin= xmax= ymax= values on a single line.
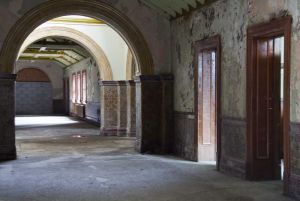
xmin=280 ymin=37 xmax=284 ymax=101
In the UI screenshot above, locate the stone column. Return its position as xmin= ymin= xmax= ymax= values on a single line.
xmin=135 ymin=75 xmax=174 ymax=153
xmin=160 ymin=75 xmax=174 ymax=154
xmin=117 ymin=81 xmax=128 ymax=136
xmin=100 ymin=81 xmax=118 ymax=136
xmin=126 ymin=80 xmax=136 ymax=137
xmin=135 ymin=75 xmax=160 ymax=153
xmin=0 ymin=73 xmax=16 ymax=161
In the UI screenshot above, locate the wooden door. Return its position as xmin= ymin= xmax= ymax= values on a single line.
xmin=197 ymin=50 xmax=216 ymax=161
xmin=247 ymin=17 xmax=291 ymax=191
xmin=250 ymin=37 xmax=282 ymax=180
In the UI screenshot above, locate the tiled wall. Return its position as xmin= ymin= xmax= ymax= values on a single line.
xmin=16 ymin=82 xmax=53 ymax=115
xmin=86 ymin=102 xmax=100 ymax=123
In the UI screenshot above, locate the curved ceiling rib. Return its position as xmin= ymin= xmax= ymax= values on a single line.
xmin=19 ymin=38 xmax=89 ymax=67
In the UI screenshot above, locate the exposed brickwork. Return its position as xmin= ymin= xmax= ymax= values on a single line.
xmin=17 ymin=68 xmax=50 ymax=82
xmin=16 ymin=82 xmax=53 ymax=115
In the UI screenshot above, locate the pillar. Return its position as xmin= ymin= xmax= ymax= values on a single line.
xmin=117 ymin=81 xmax=128 ymax=136
xmin=0 ymin=73 xmax=16 ymax=161
xmin=160 ymin=75 xmax=174 ymax=153
xmin=126 ymin=80 xmax=136 ymax=137
xmin=135 ymin=75 xmax=173 ymax=154
xmin=100 ymin=81 xmax=118 ymax=135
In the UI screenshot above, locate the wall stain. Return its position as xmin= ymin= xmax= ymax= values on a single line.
xmin=176 ymin=43 xmax=181 ymax=64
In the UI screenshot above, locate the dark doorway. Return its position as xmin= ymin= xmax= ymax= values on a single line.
xmin=64 ymin=77 xmax=70 ymax=115
xmin=246 ymin=17 xmax=291 ymax=190
xmin=194 ymin=36 xmax=221 ymax=167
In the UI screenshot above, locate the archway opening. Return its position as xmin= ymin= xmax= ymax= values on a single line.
xmin=14 ymin=15 xmax=139 ymax=159
xmin=0 ymin=0 xmax=154 ymax=75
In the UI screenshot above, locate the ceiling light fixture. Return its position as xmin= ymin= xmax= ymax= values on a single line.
xmin=39 ymin=47 xmax=47 ymax=51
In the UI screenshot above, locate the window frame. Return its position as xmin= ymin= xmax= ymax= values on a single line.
xmin=76 ymin=71 xmax=82 ymax=104
xmin=82 ymin=70 xmax=87 ymax=104
xmin=72 ymin=73 xmax=76 ymax=103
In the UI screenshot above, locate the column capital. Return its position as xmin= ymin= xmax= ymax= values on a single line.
xmin=99 ymin=80 xmax=119 ymax=86
xmin=160 ymin=74 xmax=173 ymax=81
xmin=117 ymin=81 xmax=127 ymax=86
xmin=0 ymin=73 xmax=17 ymax=80
xmin=126 ymin=80 xmax=135 ymax=86
xmin=134 ymin=75 xmax=161 ymax=83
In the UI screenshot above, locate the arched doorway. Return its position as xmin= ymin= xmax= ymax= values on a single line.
xmin=0 ymin=0 xmax=154 ymax=75
xmin=0 ymin=1 xmax=172 ymax=162
xmin=18 ymin=26 xmax=113 ymax=80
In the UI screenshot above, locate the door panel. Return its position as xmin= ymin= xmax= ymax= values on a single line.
xmin=256 ymin=39 xmax=270 ymax=160
xmin=273 ymin=37 xmax=282 ymax=179
xmin=198 ymin=50 xmax=216 ymax=161
xmin=252 ymin=37 xmax=281 ymax=180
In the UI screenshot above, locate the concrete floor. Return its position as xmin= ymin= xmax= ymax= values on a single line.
xmin=0 ymin=116 xmax=295 ymax=201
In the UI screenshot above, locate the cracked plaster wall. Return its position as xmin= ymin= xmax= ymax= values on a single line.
xmin=172 ymin=0 xmax=248 ymax=118
xmin=172 ymin=0 xmax=300 ymax=122
xmin=248 ymin=0 xmax=300 ymax=122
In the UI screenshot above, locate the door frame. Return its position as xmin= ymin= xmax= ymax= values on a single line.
xmin=246 ymin=16 xmax=292 ymax=190
xmin=63 ymin=77 xmax=70 ymax=115
xmin=194 ymin=35 xmax=221 ymax=169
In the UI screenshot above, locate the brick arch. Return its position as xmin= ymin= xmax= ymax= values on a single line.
xmin=16 ymin=68 xmax=50 ymax=83
xmin=0 ymin=0 xmax=154 ymax=76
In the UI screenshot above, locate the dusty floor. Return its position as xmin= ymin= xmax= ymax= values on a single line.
xmin=0 ymin=116 xmax=295 ymax=201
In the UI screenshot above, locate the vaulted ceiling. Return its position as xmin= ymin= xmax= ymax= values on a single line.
xmin=141 ymin=0 xmax=216 ymax=19
xmin=18 ymin=2 xmax=216 ymax=67
xmin=19 ymin=37 xmax=90 ymax=68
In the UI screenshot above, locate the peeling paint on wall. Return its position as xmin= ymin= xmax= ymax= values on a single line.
xmin=172 ymin=0 xmax=300 ymax=122
xmin=172 ymin=0 xmax=248 ymax=118
xmin=65 ymin=57 xmax=100 ymax=103
xmin=246 ymin=0 xmax=300 ymax=122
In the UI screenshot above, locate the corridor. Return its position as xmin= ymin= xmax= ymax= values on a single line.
xmin=0 ymin=116 xmax=294 ymax=201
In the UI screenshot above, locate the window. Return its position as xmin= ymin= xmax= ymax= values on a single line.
xmin=77 ymin=72 xmax=81 ymax=103
xmin=71 ymin=70 xmax=87 ymax=105
xmin=72 ymin=73 xmax=76 ymax=103
xmin=82 ymin=70 xmax=87 ymax=104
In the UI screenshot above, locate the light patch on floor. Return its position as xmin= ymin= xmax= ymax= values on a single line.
xmin=15 ymin=116 xmax=80 ymax=128
xmin=0 ymin=116 xmax=295 ymax=201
